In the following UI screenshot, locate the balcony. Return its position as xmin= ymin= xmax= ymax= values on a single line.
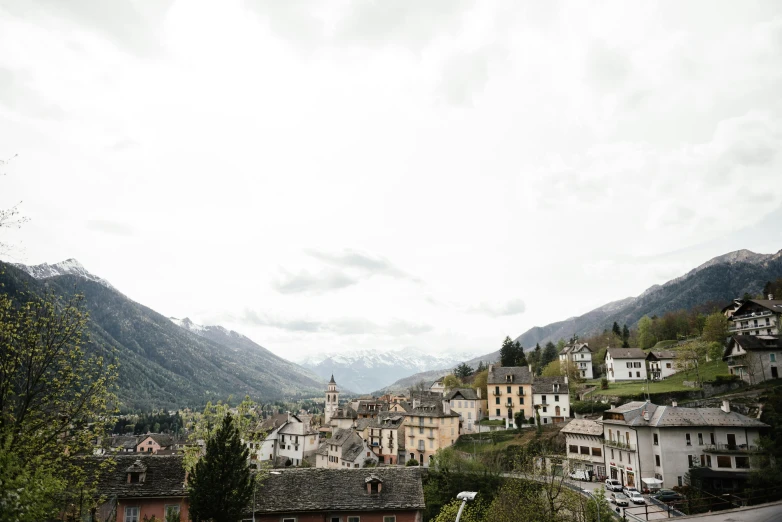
xmin=492 ymin=390 xmax=502 ymax=396
xmin=516 ymin=390 xmax=525 ymax=396
xmin=703 ymin=443 xmax=761 ymax=453
xmin=604 ymin=439 xmax=636 ymax=451
xmin=732 ymin=310 xmax=772 ymax=321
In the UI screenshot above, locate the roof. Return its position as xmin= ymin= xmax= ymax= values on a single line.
xmin=404 ymin=401 xmax=460 ymax=419
xmin=561 ymin=418 xmax=603 ymax=436
xmin=110 ymin=435 xmax=138 ymax=449
xmin=251 ymin=467 xmax=425 ymax=514
xmin=606 ymin=348 xmax=647 ymax=360
xmin=138 ymin=433 xmax=174 ymax=447
xmin=488 ymin=365 xmax=533 ymax=384
xmin=724 ymin=335 xmax=781 ymax=358
xmin=602 ymin=401 xmax=769 ymax=429
xmin=560 ymin=343 xmax=592 ymax=355
xmin=647 ymin=350 xmax=677 ymax=361
xmin=732 ymin=299 xmax=782 ymax=316
xmin=445 ymin=388 xmax=479 ymax=401
xmin=278 ymin=420 xmax=317 ymax=436
xmin=532 ymin=376 xmax=569 ymax=394
xmin=256 ymin=413 xmax=292 ymax=432
xmin=329 ymin=374 xmax=336 ymax=384
xmin=91 ymin=455 xmax=186 ymax=498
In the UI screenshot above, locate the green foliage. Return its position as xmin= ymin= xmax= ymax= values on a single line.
xmin=585 ymin=486 xmax=613 ymax=522
xmin=638 ymin=315 xmax=656 ymax=349
xmin=454 ymin=362 xmax=474 ymax=379
xmin=422 ymin=470 xmax=504 ymax=521
xmin=541 ymin=360 xmax=563 ymax=377
xmin=600 ymin=378 xmax=609 ymax=389
xmin=712 ymin=374 xmax=739 ymax=384
xmin=406 ymin=458 xmax=420 ymax=466
xmin=431 ymin=498 xmax=488 ymax=522
xmin=188 ymin=415 xmax=255 ymax=522
xmin=571 ymin=400 xmax=612 ymax=414
xmin=0 ymin=435 xmax=64 ymax=522
xmin=538 ymin=342 xmax=558 ymax=374
xmin=443 ymin=374 xmax=465 ymax=390
xmin=763 ymin=278 xmax=782 ymax=300
xmin=514 ymin=410 xmax=525 ymax=427
xmin=500 ymin=337 xmax=527 ymax=367
xmin=165 ymin=507 xmax=181 ymax=522
xmin=701 ymin=312 xmax=728 ymax=343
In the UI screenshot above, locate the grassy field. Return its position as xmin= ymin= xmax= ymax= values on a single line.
xmin=453 ymin=426 xmax=558 ymax=454
xmin=587 ymin=359 xmax=730 ymax=397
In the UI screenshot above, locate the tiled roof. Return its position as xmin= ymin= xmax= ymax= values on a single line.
xmin=561 ymin=419 xmax=603 ymax=436
xmin=90 ymin=455 xmax=186 ymax=498
xmin=251 ymin=468 xmax=425 ymax=514
xmin=647 ymin=350 xmax=677 ymax=360
xmin=560 ymin=343 xmax=592 ymax=355
xmin=532 ymin=376 xmax=569 ymax=394
xmin=445 ymin=388 xmax=479 ymax=401
xmin=725 ymin=335 xmax=781 ymax=358
xmin=488 ymin=365 xmax=532 ymax=384
xmin=139 ymin=433 xmax=174 ymax=447
xmin=606 ymin=348 xmax=647 ymax=360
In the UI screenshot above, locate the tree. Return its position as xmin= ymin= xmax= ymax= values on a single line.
xmin=675 ymin=341 xmax=709 ymax=387
xmin=621 ymin=324 xmax=630 ymax=348
xmin=432 ymin=498 xmax=488 ymax=522
xmin=612 ymin=322 xmax=621 ymax=338
xmin=0 ymin=290 xmax=118 ymax=519
xmin=188 ymin=414 xmax=255 ymax=522
xmin=701 ymin=312 xmax=728 ymax=344
xmin=528 ymin=343 xmax=542 ymax=371
xmin=763 ymin=278 xmax=782 ymax=300
xmin=454 ymin=362 xmax=474 ymax=379
xmin=472 ymin=369 xmax=488 ymax=401
xmin=540 ymin=360 xmax=564 ymax=377
xmin=514 ymin=410 xmax=525 ymax=428
xmin=500 ymin=336 xmax=515 ymax=366
xmin=0 ymin=435 xmax=64 ymax=522
xmin=538 ymin=342 xmax=559 ymax=374
xmin=476 ymin=360 xmax=486 ymax=372
xmin=514 ymin=341 xmax=527 ymax=367
xmin=638 ymin=315 xmax=656 ymax=349
xmin=443 ymin=374 xmax=464 ymax=390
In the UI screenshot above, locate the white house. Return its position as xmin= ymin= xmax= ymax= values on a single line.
xmin=605 ymin=348 xmax=648 ymax=382
xmin=562 ymin=419 xmax=606 ymax=479
xmin=601 ymin=401 xmax=768 ymax=492
xmin=251 ymin=413 xmax=319 ymax=467
xmin=723 ymin=335 xmax=781 ymax=384
xmin=429 ymin=379 xmax=446 ymax=395
xmin=532 ymin=376 xmax=569 ymax=425
xmin=727 ymin=298 xmax=782 ymax=336
xmin=315 ymin=428 xmax=379 ymax=469
xmin=444 ymin=388 xmax=482 ymax=433
xmin=646 ymin=350 xmax=677 ymax=381
xmin=559 ymin=342 xmax=594 ymax=379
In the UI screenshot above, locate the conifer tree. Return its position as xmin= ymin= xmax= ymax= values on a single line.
xmin=188 ymin=414 xmax=254 ymax=522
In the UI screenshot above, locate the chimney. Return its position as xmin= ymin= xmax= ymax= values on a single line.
xmin=671 ymin=400 xmax=677 ymax=407
xmin=476 ymin=387 xmax=482 ymax=399
xmin=721 ymin=400 xmax=730 ymax=413
xmin=642 ymin=410 xmax=650 ymax=421
xmin=488 ymin=364 xmax=494 ymax=373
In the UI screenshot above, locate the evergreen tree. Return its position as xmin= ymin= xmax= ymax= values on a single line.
xmin=538 ymin=342 xmax=559 ymax=375
xmin=499 ymin=336 xmax=515 ymax=366
xmin=188 ymin=414 xmax=254 ymax=522
xmin=612 ymin=322 xmax=621 ymax=338
xmin=454 ymin=363 xmax=474 ymax=379
xmin=622 ymin=324 xmax=630 ymax=348
xmin=476 ymin=361 xmax=486 ymax=372
xmin=513 ymin=341 xmax=527 ymax=367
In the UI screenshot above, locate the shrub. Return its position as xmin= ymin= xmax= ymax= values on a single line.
xmin=712 ymin=374 xmax=739 ymax=384
xmin=600 ymin=378 xmax=609 ymax=390
xmin=527 ymin=417 xmax=535 ymax=425
xmin=406 ymin=458 xmax=420 ymax=466
xmin=572 ymin=400 xmax=612 ymax=415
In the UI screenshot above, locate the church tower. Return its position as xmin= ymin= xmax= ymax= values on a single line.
xmin=324 ymin=374 xmax=340 ymax=425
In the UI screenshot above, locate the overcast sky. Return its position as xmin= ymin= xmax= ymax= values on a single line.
xmin=1 ymin=0 xmax=781 ymax=362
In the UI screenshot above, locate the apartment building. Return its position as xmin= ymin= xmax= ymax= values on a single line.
xmin=605 ymin=348 xmax=648 ymax=382
xmin=444 ymin=388 xmax=482 ymax=433
xmin=315 ymin=428 xmax=378 ymax=469
xmin=562 ymin=419 xmax=606 ymax=479
xmin=532 ymin=376 xmax=570 ymax=425
xmin=723 ymin=335 xmax=781 ymax=384
xmin=357 ymin=411 xmax=406 ymax=465
xmin=403 ymin=401 xmax=460 ymax=467
xmin=559 ymin=342 xmax=594 ymax=379
xmin=646 ymin=350 xmax=677 ymax=381
xmin=487 ymin=365 xmax=533 ymax=428
xmin=728 ymin=298 xmax=782 ymax=336
xmin=601 ymin=401 xmax=768 ymax=492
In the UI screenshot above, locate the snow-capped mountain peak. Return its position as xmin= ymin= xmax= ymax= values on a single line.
xmin=13 ymin=258 xmax=115 ymax=290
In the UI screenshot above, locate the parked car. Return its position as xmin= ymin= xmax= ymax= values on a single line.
xmin=605 ymin=479 xmax=623 ymax=492
xmin=569 ymin=470 xmax=591 ymax=481
xmin=610 ymin=493 xmax=630 ymax=507
xmin=627 ymin=491 xmax=646 ymax=504
xmin=622 ymin=486 xmax=639 ymax=496
xmin=652 ymin=489 xmax=683 ymax=502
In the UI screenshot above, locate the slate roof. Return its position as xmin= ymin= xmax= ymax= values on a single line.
xmin=250 ymin=467 xmax=425 ymax=514
xmin=561 ymin=418 xmax=603 ymax=436
xmin=110 ymin=435 xmax=138 ymax=449
xmin=532 ymin=375 xmax=569 ymax=394
xmin=91 ymin=455 xmax=187 ymax=498
xmin=488 ymin=365 xmax=533 ymax=384
xmin=647 ymin=350 xmax=677 ymax=360
xmin=445 ymin=388 xmax=479 ymax=401
xmin=278 ymin=419 xmax=318 ymax=436
xmin=256 ymin=413 xmax=292 ymax=432
xmin=602 ymin=401 xmax=769 ymax=429
xmin=560 ymin=342 xmax=592 ymax=356
xmin=138 ymin=433 xmax=174 ymax=447
xmin=733 ymin=299 xmax=782 ymax=315
xmin=606 ymin=348 xmax=647 ymax=360
xmin=724 ymin=335 xmax=781 ymax=359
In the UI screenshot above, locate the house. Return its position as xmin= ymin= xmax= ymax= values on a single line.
xmin=403 ymin=400 xmax=460 ymax=467
xmin=444 ymin=388 xmax=482 ymax=433
xmin=110 ymin=435 xmax=139 ymax=453
xmin=646 ymin=350 xmax=678 ymax=381
xmin=561 ymin=419 xmax=606 ymax=479
xmin=353 ymin=399 xmax=389 ymax=420
xmin=727 ymin=297 xmax=782 ymax=336
xmin=315 ymin=428 xmax=378 ymax=469
xmin=559 ymin=342 xmax=594 ymax=379
xmin=601 ymin=401 xmax=768 ymax=492
xmin=136 ymin=434 xmax=175 ymax=454
xmin=248 ymin=467 xmax=425 ymax=522
xmin=604 ymin=348 xmax=648 ymax=382
xmin=356 ymin=412 xmax=406 ymax=465
xmin=723 ymin=335 xmax=781 ymax=384
xmin=532 ymin=376 xmax=570 ymax=425
xmin=92 ymin=455 xmax=188 ymax=522
xmin=487 ymin=365 xmax=533 ymax=428
xmin=325 ymin=375 xmax=340 ymax=425
xmin=429 ymin=379 xmax=446 ymax=395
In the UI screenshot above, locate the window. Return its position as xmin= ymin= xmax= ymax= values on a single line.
xmin=653 ymin=433 xmax=658 ymax=445
xmin=495 ymin=397 xmax=500 ymax=405
xmin=542 ymin=407 xmax=547 ymax=413
xmin=634 ymin=362 xmax=641 ymax=368
xmin=419 ymin=427 xmax=423 ymax=434
xmin=384 ymin=517 xmax=396 ymax=522
xmin=507 ymin=386 xmax=511 ymax=393
xmin=165 ymin=506 xmax=180 ymax=519
xmin=331 ymin=518 xmax=341 ymax=522
xmin=496 ymin=409 xmax=500 ymax=416
xmin=685 ymin=433 xmax=691 ymax=446
xmin=626 ymin=362 xmax=632 ymax=368
xmin=678 ymin=476 xmax=683 ymax=487
xmin=125 ymin=507 xmax=139 ymax=522
xmin=771 ymin=354 xmax=777 ymax=362
xmin=569 ymin=444 xmax=578 ymax=453
xmin=580 ymin=446 xmax=589 ymax=455
xmin=636 ymin=372 xmax=640 ymax=377
xmin=611 ymin=449 xmax=614 ymax=459
xmin=735 ymin=457 xmax=750 ymax=469
xmin=468 ymin=412 xmax=472 ymax=419
xmin=666 ymin=363 xmax=672 ymax=368
xmin=554 ymin=395 xmax=559 ymax=402
xmin=717 ymin=456 xmax=732 ymax=468
xmin=283 ymin=519 xmax=297 ymax=522
xmin=655 ymin=455 xmax=660 ymax=466
xmin=629 ymin=372 xmax=632 ymax=378
xmin=348 ymin=518 xmax=360 ymax=522
xmin=688 ymin=455 xmax=696 ymax=468
xmin=592 ymin=447 xmax=601 ymax=457
xmin=706 ymin=455 xmax=712 ymax=467
xmin=698 ymin=433 xmax=703 ymax=445
xmin=619 ymin=452 xmax=622 ymax=462
xmin=710 ymin=433 xmax=715 ymax=445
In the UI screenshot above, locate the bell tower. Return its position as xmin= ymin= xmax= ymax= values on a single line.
xmin=324 ymin=374 xmax=339 ymax=425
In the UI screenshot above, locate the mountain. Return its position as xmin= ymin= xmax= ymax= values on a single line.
xmin=0 ymin=260 xmax=325 ymax=410
xmin=301 ymin=349 xmax=475 ymax=395
xmin=376 ymin=248 xmax=782 ymax=392
xmin=14 ymin=258 xmax=116 ymax=290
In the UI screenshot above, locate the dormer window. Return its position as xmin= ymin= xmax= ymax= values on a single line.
xmin=126 ymin=460 xmax=147 ymax=484
xmin=366 ymin=474 xmax=383 ymax=494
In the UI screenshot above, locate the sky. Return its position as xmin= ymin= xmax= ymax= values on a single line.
xmin=1 ymin=0 xmax=781 ymax=362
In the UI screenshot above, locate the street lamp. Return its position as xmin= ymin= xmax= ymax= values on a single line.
xmin=455 ymin=491 xmax=477 ymax=522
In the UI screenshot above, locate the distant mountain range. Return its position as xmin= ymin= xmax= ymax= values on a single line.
xmin=0 ymin=260 xmax=325 ymax=410
xmin=301 ymin=349 xmax=476 ymax=394
xmin=376 ymin=248 xmax=782 ymax=393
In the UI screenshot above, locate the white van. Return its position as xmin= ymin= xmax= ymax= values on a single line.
xmin=569 ymin=470 xmax=591 ymax=481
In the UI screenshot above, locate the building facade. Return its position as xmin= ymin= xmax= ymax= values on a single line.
xmin=559 ymin=342 xmax=594 ymax=379
xmin=562 ymin=419 xmax=606 ymax=479
xmin=532 ymin=376 xmax=570 ymax=425
xmin=357 ymin=412 xmax=406 ymax=465
xmin=728 ymin=298 xmax=782 ymax=336
xmin=605 ymin=348 xmax=648 ymax=382
xmin=444 ymin=388 xmax=482 ymax=433
xmin=723 ymin=335 xmax=781 ymax=384
xmin=315 ymin=428 xmax=378 ymax=469
xmin=403 ymin=401 xmax=460 ymax=466
xmin=646 ymin=350 xmax=677 ymax=381
xmin=487 ymin=365 xmax=533 ymax=427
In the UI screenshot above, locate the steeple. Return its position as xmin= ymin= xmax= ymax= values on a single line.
xmin=325 ymin=375 xmax=339 ymax=425
xmin=329 ymin=374 xmax=336 ymax=384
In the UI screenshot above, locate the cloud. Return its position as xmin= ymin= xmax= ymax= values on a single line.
xmin=0 ymin=67 xmax=67 ymax=120
xmin=85 ymin=219 xmax=135 ymax=237
xmin=438 ymin=47 xmax=493 ymax=106
xmin=271 ymin=268 xmax=358 ymax=294
xmin=306 ymin=249 xmax=416 ymax=280
xmin=470 ymin=298 xmax=526 ymax=317
xmin=243 ymin=309 xmax=432 ymax=337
